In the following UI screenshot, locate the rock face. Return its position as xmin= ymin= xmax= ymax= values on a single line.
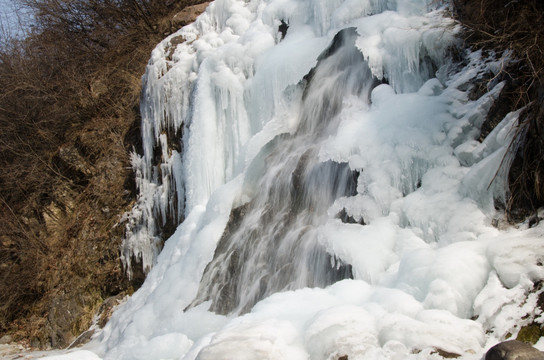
xmin=486 ymin=340 xmax=544 ymax=360
xmin=171 ymin=3 xmax=210 ymax=29
xmin=0 ymin=335 xmax=12 ymax=345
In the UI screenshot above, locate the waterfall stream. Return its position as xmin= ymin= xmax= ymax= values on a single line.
xmin=190 ymin=28 xmax=372 ymax=314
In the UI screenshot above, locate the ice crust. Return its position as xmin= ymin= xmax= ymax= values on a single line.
xmin=50 ymin=0 xmax=544 ymax=359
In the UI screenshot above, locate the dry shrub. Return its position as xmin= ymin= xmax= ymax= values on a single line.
xmin=454 ymin=0 xmax=544 ymax=221
xmin=0 ymin=0 xmax=210 ymax=348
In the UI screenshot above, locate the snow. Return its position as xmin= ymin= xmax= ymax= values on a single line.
xmin=39 ymin=350 xmax=103 ymax=360
xmin=43 ymin=0 xmax=544 ymax=359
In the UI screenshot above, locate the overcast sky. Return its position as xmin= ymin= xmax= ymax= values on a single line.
xmin=0 ymin=0 xmax=30 ymax=43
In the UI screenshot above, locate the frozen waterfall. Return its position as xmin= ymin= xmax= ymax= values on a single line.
xmin=52 ymin=0 xmax=544 ymax=359
xmin=187 ymin=28 xmax=378 ymax=315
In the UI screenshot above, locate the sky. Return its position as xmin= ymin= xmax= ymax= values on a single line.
xmin=0 ymin=0 xmax=30 ymax=44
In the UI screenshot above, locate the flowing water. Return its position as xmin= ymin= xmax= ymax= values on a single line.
xmin=190 ymin=28 xmax=373 ymax=314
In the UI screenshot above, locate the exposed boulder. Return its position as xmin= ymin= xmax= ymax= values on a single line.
xmin=485 ymin=340 xmax=544 ymax=360
xmin=171 ymin=3 xmax=209 ymax=30
xmin=0 ymin=335 xmax=12 ymax=345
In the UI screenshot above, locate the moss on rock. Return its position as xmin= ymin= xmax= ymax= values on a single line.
xmin=517 ymin=324 xmax=542 ymax=345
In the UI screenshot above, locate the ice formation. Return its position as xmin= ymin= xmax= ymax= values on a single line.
xmin=47 ymin=0 xmax=544 ymax=359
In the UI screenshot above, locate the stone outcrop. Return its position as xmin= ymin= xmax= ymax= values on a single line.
xmin=171 ymin=3 xmax=209 ymax=29
xmin=486 ymin=340 xmax=544 ymax=360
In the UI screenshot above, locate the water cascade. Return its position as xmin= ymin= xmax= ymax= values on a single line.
xmin=80 ymin=0 xmax=544 ymax=359
xmin=189 ymin=28 xmax=371 ymax=314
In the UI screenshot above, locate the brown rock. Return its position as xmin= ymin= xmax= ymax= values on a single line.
xmin=171 ymin=3 xmax=209 ymax=29
xmin=0 ymin=335 xmax=13 ymax=345
xmin=486 ymin=340 xmax=544 ymax=360
xmin=433 ymin=348 xmax=461 ymax=358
